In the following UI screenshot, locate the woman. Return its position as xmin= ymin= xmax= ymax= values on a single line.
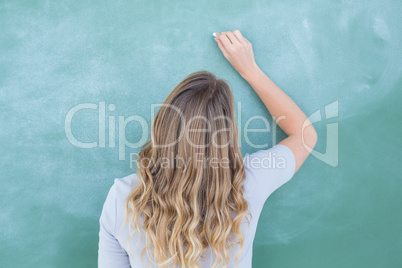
xmin=98 ymin=30 xmax=318 ymax=268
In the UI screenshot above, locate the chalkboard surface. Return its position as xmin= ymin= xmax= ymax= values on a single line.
xmin=1 ymin=0 xmax=402 ymax=267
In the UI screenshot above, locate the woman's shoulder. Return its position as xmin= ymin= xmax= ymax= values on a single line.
xmin=114 ymin=173 xmax=140 ymax=192
xmin=99 ymin=174 xmax=141 ymax=246
xmin=104 ymin=174 xmax=141 ymax=235
xmin=242 ymin=144 xmax=296 ymax=205
xmin=112 ymin=173 xmax=141 ymax=205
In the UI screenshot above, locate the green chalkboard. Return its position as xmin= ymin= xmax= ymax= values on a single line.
xmin=1 ymin=0 xmax=402 ymax=267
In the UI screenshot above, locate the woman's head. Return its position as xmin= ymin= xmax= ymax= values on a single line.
xmin=123 ymin=70 xmax=251 ymax=268
xmin=151 ymin=70 xmax=239 ymax=170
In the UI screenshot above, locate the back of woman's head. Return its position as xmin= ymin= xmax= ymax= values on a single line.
xmin=123 ymin=70 xmax=252 ymax=268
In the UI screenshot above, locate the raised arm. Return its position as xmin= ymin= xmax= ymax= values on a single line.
xmin=214 ymin=30 xmax=318 ymax=175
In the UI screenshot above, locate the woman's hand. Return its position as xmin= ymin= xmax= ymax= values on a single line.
xmin=214 ymin=30 xmax=260 ymax=80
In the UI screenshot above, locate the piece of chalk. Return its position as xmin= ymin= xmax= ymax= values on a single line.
xmin=212 ymin=32 xmax=216 ymax=37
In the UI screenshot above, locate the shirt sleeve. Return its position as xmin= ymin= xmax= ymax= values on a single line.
xmin=98 ymin=180 xmax=131 ymax=268
xmin=243 ymin=144 xmax=296 ymax=204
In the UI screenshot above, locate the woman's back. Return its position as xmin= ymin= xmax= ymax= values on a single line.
xmin=99 ymin=144 xmax=296 ymax=267
xmin=98 ymin=30 xmax=317 ymax=267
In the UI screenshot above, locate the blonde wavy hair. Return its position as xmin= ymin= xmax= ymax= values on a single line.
xmin=121 ymin=70 xmax=252 ymax=268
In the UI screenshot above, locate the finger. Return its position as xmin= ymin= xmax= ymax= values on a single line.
xmin=217 ymin=33 xmax=233 ymax=51
xmin=233 ymin=30 xmax=248 ymax=46
xmin=224 ymin=31 xmax=241 ymax=46
xmin=233 ymin=29 xmax=252 ymax=46
xmin=216 ymin=38 xmax=230 ymax=59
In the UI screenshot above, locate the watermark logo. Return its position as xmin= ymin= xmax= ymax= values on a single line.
xmin=64 ymin=101 xmax=339 ymax=167
xmin=305 ymin=100 xmax=338 ymax=167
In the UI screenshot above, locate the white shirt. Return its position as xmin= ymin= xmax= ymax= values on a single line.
xmin=98 ymin=144 xmax=295 ymax=267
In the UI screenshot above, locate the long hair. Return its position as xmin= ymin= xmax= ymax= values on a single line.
xmin=122 ymin=70 xmax=252 ymax=268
